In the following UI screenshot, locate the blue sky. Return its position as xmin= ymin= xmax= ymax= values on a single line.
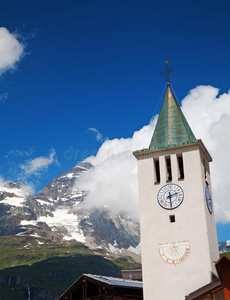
xmin=0 ymin=0 xmax=230 ymax=241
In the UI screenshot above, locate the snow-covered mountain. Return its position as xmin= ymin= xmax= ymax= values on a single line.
xmin=1 ymin=163 xmax=229 ymax=255
xmin=0 ymin=162 xmax=140 ymax=252
xmin=218 ymin=241 xmax=230 ymax=253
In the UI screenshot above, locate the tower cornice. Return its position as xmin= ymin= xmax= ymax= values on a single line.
xmin=133 ymin=139 xmax=212 ymax=162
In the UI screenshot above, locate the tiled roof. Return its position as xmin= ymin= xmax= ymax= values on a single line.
xmin=149 ymin=85 xmax=197 ymax=150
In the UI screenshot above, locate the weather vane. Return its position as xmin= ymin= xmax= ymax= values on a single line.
xmin=160 ymin=60 xmax=175 ymax=86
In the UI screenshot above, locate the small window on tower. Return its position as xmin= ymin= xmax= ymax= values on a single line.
xmin=154 ymin=158 xmax=160 ymax=184
xmin=166 ymin=156 xmax=172 ymax=181
xmin=169 ymin=215 xmax=175 ymax=223
xmin=177 ymin=154 xmax=184 ymax=180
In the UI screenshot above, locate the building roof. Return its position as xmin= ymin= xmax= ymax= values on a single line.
xmin=149 ymin=84 xmax=197 ymax=151
xmin=58 ymin=273 xmax=143 ymax=300
xmin=85 ymin=274 xmax=143 ymax=288
xmin=216 ymin=254 xmax=230 ymax=290
xmin=185 ymin=281 xmax=222 ymax=300
xmin=185 ymin=274 xmax=222 ymax=300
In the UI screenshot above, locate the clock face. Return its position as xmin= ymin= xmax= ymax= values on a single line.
xmin=157 ymin=184 xmax=184 ymax=210
xmin=205 ymin=186 xmax=212 ymax=214
xmin=159 ymin=241 xmax=190 ymax=266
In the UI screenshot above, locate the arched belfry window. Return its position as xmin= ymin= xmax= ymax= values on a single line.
xmin=154 ymin=158 xmax=160 ymax=184
xmin=166 ymin=156 xmax=172 ymax=182
xmin=177 ymin=154 xmax=184 ymax=180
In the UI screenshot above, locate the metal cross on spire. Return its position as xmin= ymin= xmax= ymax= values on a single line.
xmin=160 ymin=60 xmax=175 ymax=86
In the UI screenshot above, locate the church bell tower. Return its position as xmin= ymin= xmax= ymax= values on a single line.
xmin=133 ymin=62 xmax=219 ymax=299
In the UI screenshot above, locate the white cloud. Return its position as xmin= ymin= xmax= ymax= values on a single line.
xmin=0 ymin=92 xmax=8 ymax=103
xmin=75 ymin=121 xmax=157 ymax=219
xmin=20 ymin=183 xmax=35 ymax=195
xmin=0 ymin=27 xmax=24 ymax=75
xmin=75 ymin=85 xmax=230 ymax=223
xmin=181 ymin=86 xmax=230 ymax=223
xmin=88 ymin=127 xmax=107 ymax=142
xmin=20 ymin=148 xmax=58 ymax=176
xmin=5 ymin=147 xmax=34 ymax=158
xmin=0 ymin=177 xmax=5 ymax=187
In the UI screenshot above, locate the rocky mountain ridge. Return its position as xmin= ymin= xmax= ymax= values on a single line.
xmin=0 ymin=162 xmax=140 ymax=252
xmin=218 ymin=240 xmax=230 ymax=253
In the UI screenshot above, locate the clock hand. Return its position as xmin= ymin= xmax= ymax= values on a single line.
xmin=167 ymin=192 xmax=173 ymax=208
xmin=166 ymin=192 xmax=178 ymax=199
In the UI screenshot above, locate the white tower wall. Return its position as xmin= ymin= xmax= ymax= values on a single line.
xmin=135 ymin=142 xmax=219 ymax=300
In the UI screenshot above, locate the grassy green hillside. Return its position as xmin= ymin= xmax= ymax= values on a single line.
xmin=0 ymin=235 xmax=141 ymax=300
xmin=0 ymin=255 xmax=121 ymax=299
xmin=0 ymin=235 xmax=93 ymax=270
xmin=220 ymin=251 xmax=230 ymax=259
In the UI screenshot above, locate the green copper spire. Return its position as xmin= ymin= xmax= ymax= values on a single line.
xmin=149 ymin=83 xmax=197 ymax=151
